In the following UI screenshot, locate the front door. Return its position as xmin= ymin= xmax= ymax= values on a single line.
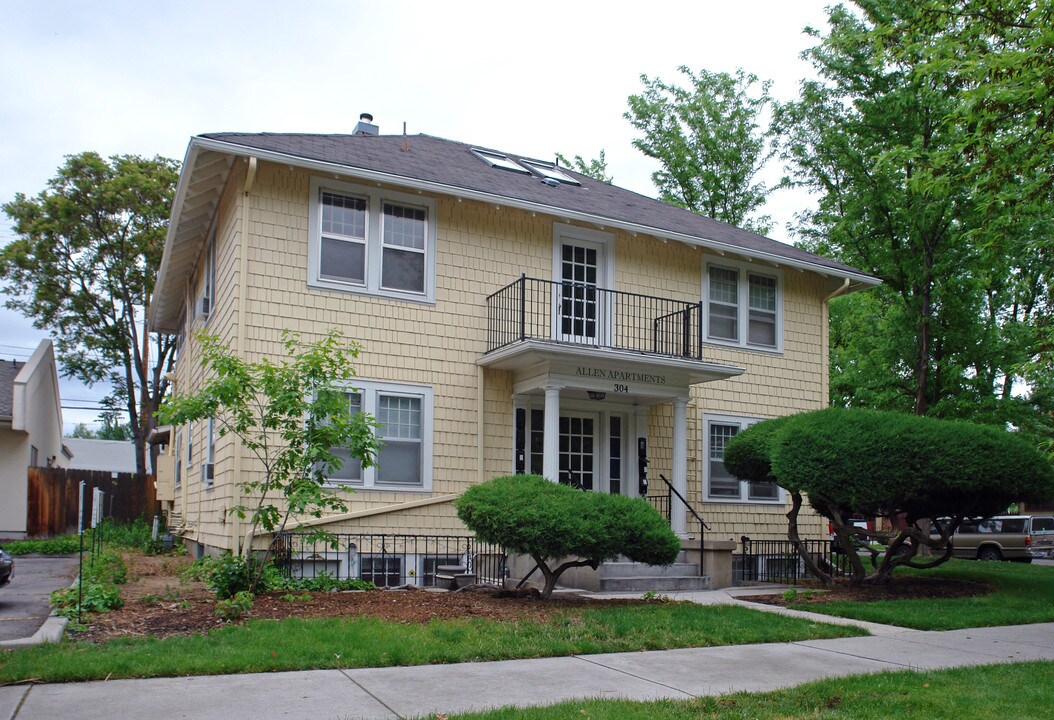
xmin=559 ymin=413 xmax=597 ymax=490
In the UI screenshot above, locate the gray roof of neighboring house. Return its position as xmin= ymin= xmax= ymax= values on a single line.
xmin=200 ymin=132 xmax=865 ymax=278
xmin=62 ymin=438 xmax=138 ymax=473
xmin=0 ymin=359 xmax=24 ymax=421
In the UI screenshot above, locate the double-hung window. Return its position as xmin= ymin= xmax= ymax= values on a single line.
xmin=704 ymin=260 xmax=782 ymax=351
xmin=705 ymin=415 xmax=781 ymax=502
xmin=325 ymin=379 xmax=433 ymax=491
xmin=309 ymin=177 xmax=436 ymax=303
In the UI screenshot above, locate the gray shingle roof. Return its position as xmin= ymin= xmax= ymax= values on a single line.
xmin=0 ymin=359 xmax=24 ymax=421
xmin=198 ymin=132 xmax=868 ymax=279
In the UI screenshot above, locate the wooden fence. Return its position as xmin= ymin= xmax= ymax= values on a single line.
xmin=26 ymin=467 xmax=158 ymax=537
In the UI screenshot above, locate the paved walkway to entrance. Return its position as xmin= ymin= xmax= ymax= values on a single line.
xmin=3 ymin=588 xmax=1052 ymax=720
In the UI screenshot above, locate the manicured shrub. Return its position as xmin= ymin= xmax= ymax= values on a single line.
xmin=456 ymin=474 xmax=681 ymax=598
xmin=725 ymin=408 xmax=1054 ymax=584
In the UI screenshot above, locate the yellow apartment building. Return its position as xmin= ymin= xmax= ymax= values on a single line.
xmin=148 ymin=115 xmax=878 ymax=589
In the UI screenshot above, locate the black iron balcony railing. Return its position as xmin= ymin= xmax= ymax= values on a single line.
xmin=486 ymin=275 xmax=704 ymax=359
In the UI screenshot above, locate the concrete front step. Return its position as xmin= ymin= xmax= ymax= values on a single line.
xmin=599 ymin=574 xmax=712 ymax=592
xmin=599 ymin=561 xmax=700 ymax=579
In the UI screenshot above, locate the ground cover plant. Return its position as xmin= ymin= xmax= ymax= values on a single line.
xmin=754 ymin=560 xmax=1054 ymax=631
xmin=443 ymin=661 xmax=1054 ymax=719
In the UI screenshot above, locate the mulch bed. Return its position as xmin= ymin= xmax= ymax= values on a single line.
xmin=69 ymin=553 xmax=994 ymax=643
xmin=746 ymin=576 xmax=994 ymax=606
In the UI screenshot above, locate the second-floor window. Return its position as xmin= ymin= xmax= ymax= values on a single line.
xmin=704 ymin=261 xmax=782 ymax=351
xmin=308 ymin=177 xmax=436 ymax=303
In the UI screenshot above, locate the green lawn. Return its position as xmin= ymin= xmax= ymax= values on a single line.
xmin=0 ymin=602 xmax=863 ymax=683
xmin=786 ymin=559 xmax=1054 ymax=630
xmin=441 ymin=661 xmax=1054 ymax=719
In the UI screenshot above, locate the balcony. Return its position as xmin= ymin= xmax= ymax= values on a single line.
xmin=485 ymin=275 xmax=704 ymax=360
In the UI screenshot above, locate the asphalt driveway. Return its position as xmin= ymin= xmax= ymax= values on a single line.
xmin=0 ymin=554 xmax=79 ymax=642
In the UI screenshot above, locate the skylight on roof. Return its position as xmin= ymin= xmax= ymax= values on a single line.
xmin=521 ymin=160 xmax=581 ymax=186
xmin=472 ymin=149 xmax=530 ymax=174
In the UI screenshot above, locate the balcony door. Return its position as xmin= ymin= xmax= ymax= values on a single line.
xmin=553 ymin=225 xmax=612 ymax=346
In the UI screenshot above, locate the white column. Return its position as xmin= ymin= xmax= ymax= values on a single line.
xmin=542 ymin=384 xmax=562 ymax=482
xmin=672 ymin=397 xmax=689 ymax=537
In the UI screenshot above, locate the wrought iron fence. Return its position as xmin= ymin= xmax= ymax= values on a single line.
xmin=485 ymin=275 xmax=703 ymax=359
xmin=734 ymin=537 xmax=853 ymax=584
xmin=274 ymin=533 xmax=507 ymax=588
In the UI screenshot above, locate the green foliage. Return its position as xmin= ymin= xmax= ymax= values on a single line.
xmin=202 ymin=555 xmax=254 ymax=600
xmin=775 ymin=2 xmax=1053 ymax=450
xmin=157 ymin=330 xmax=379 ymax=591
xmin=456 ymin=475 xmax=680 ymax=597
xmin=0 ymin=152 xmax=180 ymax=473
xmin=70 ymin=415 xmax=133 ymax=441
xmin=274 ymin=573 xmax=373 ymax=593
xmin=280 ymin=592 xmax=313 ymax=602
xmin=554 ymin=150 xmax=612 ymax=183
xmin=726 ymin=409 xmax=1054 ymax=582
xmin=214 ymin=591 xmax=255 ymax=620
xmin=625 ymin=66 xmax=777 ymax=234
xmin=51 ymin=582 xmax=123 ymax=619
xmin=49 ymin=550 xmax=128 ymax=619
xmin=3 ymin=534 xmax=80 ymax=555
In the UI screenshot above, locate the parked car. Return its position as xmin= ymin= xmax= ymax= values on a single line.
xmin=0 ymin=545 xmax=13 ymax=588
xmin=931 ymin=515 xmax=1054 ymax=562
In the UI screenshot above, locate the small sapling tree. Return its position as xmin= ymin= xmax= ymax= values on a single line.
xmin=725 ymin=408 xmax=1054 ymax=585
xmin=456 ymin=474 xmax=681 ymax=598
xmin=157 ymin=330 xmax=378 ymax=592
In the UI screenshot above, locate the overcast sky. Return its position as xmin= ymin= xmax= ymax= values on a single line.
xmin=0 ymin=0 xmax=833 ymax=433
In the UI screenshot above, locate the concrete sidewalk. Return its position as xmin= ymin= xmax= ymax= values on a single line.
xmin=3 ymin=618 xmax=1053 ymax=720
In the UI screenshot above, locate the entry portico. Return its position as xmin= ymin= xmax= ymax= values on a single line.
xmin=479 ymin=339 xmax=743 ymax=536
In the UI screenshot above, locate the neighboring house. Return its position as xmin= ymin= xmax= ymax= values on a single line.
xmin=63 ymin=438 xmax=137 ymax=473
xmin=0 ymin=340 xmax=71 ymax=540
xmin=148 ymin=116 xmax=878 ymax=581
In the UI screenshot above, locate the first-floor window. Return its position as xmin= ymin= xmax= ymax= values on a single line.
xmin=325 ymin=380 xmax=433 ymax=491
xmin=706 ymin=415 xmax=781 ymax=502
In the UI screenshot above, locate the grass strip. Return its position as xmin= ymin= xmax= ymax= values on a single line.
xmin=0 ymin=602 xmax=862 ymax=683
xmin=785 ymin=560 xmax=1054 ymax=630
xmin=444 ymin=661 xmax=1054 ymax=719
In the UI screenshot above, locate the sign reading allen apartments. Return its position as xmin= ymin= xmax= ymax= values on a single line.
xmin=575 ymin=366 xmax=667 ymax=385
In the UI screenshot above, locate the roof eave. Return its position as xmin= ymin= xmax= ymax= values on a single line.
xmin=150 ymin=136 xmax=879 ymax=327
xmin=189 ymin=137 xmax=880 ymax=289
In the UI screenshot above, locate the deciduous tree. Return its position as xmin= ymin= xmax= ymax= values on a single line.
xmin=625 ymin=67 xmax=777 ymax=234
xmin=1 ymin=152 xmax=179 ymax=473
xmin=157 ymin=331 xmax=379 ymax=590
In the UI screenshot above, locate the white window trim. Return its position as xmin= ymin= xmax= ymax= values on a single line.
xmin=702 ymin=257 xmax=783 ymax=353
xmin=308 ymin=177 xmax=437 ymax=304
xmin=326 ymin=378 xmax=434 ymax=493
xmin=552 ymin=223 xmax=616 ymax=345
xmin=202 ymin=417 xmax=215 ymax=490
xmin=703 ymin=413 xmax=783 ymax=504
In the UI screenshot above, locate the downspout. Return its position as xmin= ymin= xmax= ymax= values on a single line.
xmin=233 ymin=157 xmax=256 ymax=555
xmin=821 ymin=278 xmax=851 ymax=409
xmin=477 ymin=366 xmax=484 ymax=485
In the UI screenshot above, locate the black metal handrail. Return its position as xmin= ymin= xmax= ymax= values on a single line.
xmin=486 ymin=275 xmax=703 ymax=359
xmin=658 ymin=473 xmax=710 ymax=577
